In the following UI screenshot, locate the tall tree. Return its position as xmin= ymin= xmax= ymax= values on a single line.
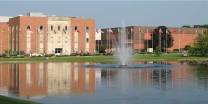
xmin=189 ymin=30 xmax=208 ymax=56
xmin=152 ymin=26 xmax=174 ymax=52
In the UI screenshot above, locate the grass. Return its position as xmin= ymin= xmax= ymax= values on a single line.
xmin=0 ymin=95 xmax=40 ymax=104
xmin=0 ymin=53 xmax=208 ymax=63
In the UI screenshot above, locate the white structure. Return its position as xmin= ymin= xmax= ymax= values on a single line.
xmin=47 ymin=16 xmax=71 ymax=55
xmin=47 ymin=63 xmax=71 ymax=95
xmin=95 ymin=29 xmax=102 ymax=40
xmin=0 ymin=16 xmax=11 ymax=22
xmin=85 ymin=29 xmax=90 ymax=52
xmin=26 ymin=12 xmax=46 ymax=17
xmin=26 ymin=26 xmax=32 ymax=54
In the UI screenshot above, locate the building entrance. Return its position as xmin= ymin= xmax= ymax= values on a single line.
xmin=55 ymin=48 xmax=63 ymax=54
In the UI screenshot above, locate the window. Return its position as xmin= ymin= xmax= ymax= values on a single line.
xmin=65 ymin=26 xmax=68 ymax=30
xmin=86 ymin=38 xmax=89 ymax=43
xmin=27 ymin=25 xmax=31 ymax=30
xmin=58 ymin=25 xmax=61 ymax=31
xmin=40 ymin=25 xmax=43 ymax=30
xmin=86 ymin=26 xmax=89 ymax=32
xmin=51 ymin=25 xmax=53 ymax=31
xmin=75 ymin=26 xmax=77 ymax=31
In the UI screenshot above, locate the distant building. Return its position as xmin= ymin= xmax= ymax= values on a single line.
xmin=98 ymin=26 xmax=206 ymax=53
xmin=0 ymin=12 xmax=96 ymax=55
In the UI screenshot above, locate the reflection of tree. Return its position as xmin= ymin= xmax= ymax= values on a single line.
xmin=195 ymin=65 xmax=208 ymax=90
xmin=152 ymin=69 xmax=171 ymax=90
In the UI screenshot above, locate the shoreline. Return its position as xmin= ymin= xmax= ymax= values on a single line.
xmin=0 ymin=95 xmax=40 ymax=104
xmin=0 ymin=54 xmax=207 ymax=63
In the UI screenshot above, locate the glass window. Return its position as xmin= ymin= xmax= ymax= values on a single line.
xmin=27 ymin=25 xmax=31 ymax=30
xmin=86 ymin=38 xmax=89 ymax=43
xmin=65 ymin=26 xmax=67 ymax=30
xmin=75 ymin=26 xmax=77 ymax=31
xmin=40 ymin=26 xmax=43 ymax=30
xmin=51 ymin=25 xmax=53 ymax=31
xmin=58 ymin=25 xmax=61 ymax=31
xmin=86 ymin=26 xmax=89 ymax=32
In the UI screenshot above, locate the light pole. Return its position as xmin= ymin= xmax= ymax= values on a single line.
xmin=159 ymin=28 xmax=162 ymax=52
xmin=18 ymin=28 xmax=21 ymax=55
xmin=166 ymin=29 xmax=168 ymax=54
xmin=152 ymin=28 xmax=154 ymax=53
xmin=139 ymin=28 xmax=141 ymax=53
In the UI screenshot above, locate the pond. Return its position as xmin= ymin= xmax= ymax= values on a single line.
xmin=0 ymin=61 xmax=208 ymax=104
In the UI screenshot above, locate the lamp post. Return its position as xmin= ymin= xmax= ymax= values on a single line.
xmin=18 ymin=28 xmax=21 ymax=55
xmin=165 ymin=29 xmax=168 ymax=54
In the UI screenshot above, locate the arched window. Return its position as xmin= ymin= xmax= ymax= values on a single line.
xmin=27 ymin=25 xmax=31 ymax=30
xmin=86 ymin=26 xmax=89 ymax=32
xmin=75 ymin=26 xmax=77 ymax=31
xmin=39 ymin=25 xmax=43 ymax=31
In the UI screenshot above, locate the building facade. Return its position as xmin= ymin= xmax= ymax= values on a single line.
xmin=71 ymin=18 xmax=96 ymax=54
xmin=47 ymin=16 xmax=71 ymax=55
xmin=0 ymin=22 xmax=9 ymax=54
xmin=98 ymin=26 xmax=206 ymax=53
xmin=0 ymin=12 xmax=96 ymax=55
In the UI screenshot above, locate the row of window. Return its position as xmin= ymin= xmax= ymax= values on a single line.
xmin=10 ymin=25 xmax=44 ymax=31
xmin=27 ymin=25 xmax=44 ymax=31
xmin=50 ymin=26 xmax=90 ymax=32
xmin=24 ymin=25 xmax=91 ymax=32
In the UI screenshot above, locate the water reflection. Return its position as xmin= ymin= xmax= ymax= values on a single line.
xmin=0 ymin=62 xmax=208 ymax=101
xmin=0 ymin=63 xmax=96 ymax=98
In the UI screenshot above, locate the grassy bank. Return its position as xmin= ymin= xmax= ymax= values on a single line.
xmin=0 ymin=95 xmax=40 ymax=104
xmin=0 ymin=53 xmax=208 ymax=63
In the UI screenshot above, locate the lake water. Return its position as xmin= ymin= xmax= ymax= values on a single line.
xmin=0 ymin=61 xmax=208 ymax=104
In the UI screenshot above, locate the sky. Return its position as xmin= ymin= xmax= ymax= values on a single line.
xmin=0 ymin=0 xmax=208 ymax=28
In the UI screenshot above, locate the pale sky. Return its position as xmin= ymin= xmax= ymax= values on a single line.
xmin=0 ymin=0 xmax=208 ymax=28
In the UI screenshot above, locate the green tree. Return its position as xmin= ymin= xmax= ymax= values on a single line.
xmin=155 ymin=46 xmax=161 ymax=56
xmin=189 ymin=30 xmax=208 ymax=56
xmin=152 ymin=26 xmax=174 ymax=52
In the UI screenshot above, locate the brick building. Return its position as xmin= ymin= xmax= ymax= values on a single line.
xmin=0 ymin=12 xmax=96 ymax=55
xmin=98 ymin=26 xmax=206 ymax=53
xmin=0 ymin=22 xmax=9 ymax=54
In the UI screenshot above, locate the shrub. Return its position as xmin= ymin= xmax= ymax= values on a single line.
xmin=155 ymin=46 xmax=161 ymax=56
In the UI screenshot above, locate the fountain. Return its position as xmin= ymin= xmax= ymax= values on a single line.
xmin=116 ymin=21 xmax=132 ymax=66
xmin=85 ymin=21 xmax=171 ymax=69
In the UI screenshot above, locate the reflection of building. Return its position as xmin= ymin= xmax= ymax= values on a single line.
xmin=99 ymin=26 xmax=205 ymax=53
xmin=99 ymin=62 xmax=202 ymax=90
xmin=70 ymin=63 xmax=95 ymax=94
xmin=9 ymin=64 xmax=47 ymax=97
xmin=1 ymin=62 xmax=207 ymax=98
xmin=0 ymin=12 xmax=96 ymax=55
xmin=0 ymin=62 xmax=96 ymax=98
xmin=47 ymin=63 xmax=72 ymax=95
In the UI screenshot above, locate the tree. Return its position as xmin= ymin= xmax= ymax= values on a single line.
xmin=189 ymin=30 xmax=208 ymax=56
xmin=182 ymin=25 xmax=191 ymax=28
xmin=151 ymin=26 xmax=174 ymax=52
